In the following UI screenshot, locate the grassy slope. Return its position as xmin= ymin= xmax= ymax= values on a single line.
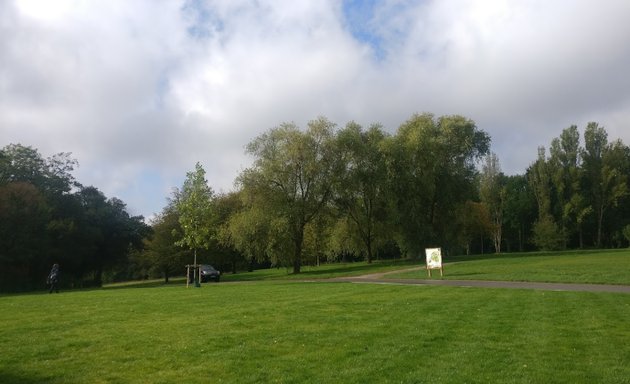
xmin=1 ymin=281 xmax=629 ymax=383
xmin=388 ymin=249 xmax=630 ymax=284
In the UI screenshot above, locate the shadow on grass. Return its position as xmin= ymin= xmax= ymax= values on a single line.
xmin=103 ymin=278 xmax=186 ymax=290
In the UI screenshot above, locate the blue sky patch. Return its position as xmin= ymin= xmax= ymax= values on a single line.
xmin=342 ymin=0 xmax=386 ymax=60
xmin=181 ymin=0 xmax=224 ymax=40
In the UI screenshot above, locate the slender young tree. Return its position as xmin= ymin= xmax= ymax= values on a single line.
xmin=548 ymin=125 xmax=591 ymax=248
xmin=480 ymin=153 xmax=504 ymax=253
xmin=528 ymin=147 xmax=564 ymax=250
xmin=175 ymin=162 xmax=215 ymax=280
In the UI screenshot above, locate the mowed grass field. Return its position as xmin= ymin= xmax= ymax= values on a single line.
xmin=1 ymin=251 xmax=629 ymax=384
xmin=389 ymin=249 xmax=630 ymax=285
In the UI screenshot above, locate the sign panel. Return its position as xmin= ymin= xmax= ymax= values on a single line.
xmin=425 ymin=248 xmax=442 ymax=269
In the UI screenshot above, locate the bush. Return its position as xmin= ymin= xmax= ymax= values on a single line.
xmin=532 ymin=216 xmax=565 ymax=251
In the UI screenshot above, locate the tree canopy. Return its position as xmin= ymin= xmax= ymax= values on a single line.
xmin=0 ymin=144 xmax=148 ymax=291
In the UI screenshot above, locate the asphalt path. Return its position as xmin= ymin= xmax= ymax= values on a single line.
xmin=324 ymin=267 xmax=630 ymax=294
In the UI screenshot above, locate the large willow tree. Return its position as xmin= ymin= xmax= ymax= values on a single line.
xmin=236 ymin=117 xmax=339 ymax=274
xmin=333 ymin=122 xmax=390 ymax=263
xmin=384 ymin=113 xmax=490 ymax=256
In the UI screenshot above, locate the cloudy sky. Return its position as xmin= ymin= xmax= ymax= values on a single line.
xmin=2 ymin=0 xmax=630 ymax=219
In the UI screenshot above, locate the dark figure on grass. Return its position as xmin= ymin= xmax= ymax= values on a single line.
xmin=47 ymin=263 xmax=60 ymax=293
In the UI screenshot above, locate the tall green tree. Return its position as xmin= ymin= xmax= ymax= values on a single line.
xmin=528 ymin=147 xmax=564 ymax=250
xmin=237 ymin=117 xmax=339 ymax=273
xmin=455 ymin=200 xmax=493 ymax=255
xmin=175 ymin=162 xmax=215 ymax=270
xmin=0 ymin=144 xmax=79 ymax=290
xmin=582 ymin=122 xmax=607 ymax=247
xmin=384 ymin=113 xmax=490 ymax=256
xmin=333 ymin=122 xmax=390 ymax=263
xmin=599 ymin=139 xmax=629 ymax=246
xmin=548 ymin=125 xmax=589 ymax=248
xmin=212 ymin=192 xmax=248 ymax=274
xmin=582 ymin=123 xmax=628 ymax=247
xmin=143 ymin=203 xmax=188 ymax=283
xmin=502 ymin=175 xmax=536 ymax=252
xmin=77 ymin=187 xmax=149 ymax=286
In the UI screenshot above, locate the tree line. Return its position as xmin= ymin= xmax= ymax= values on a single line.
xmin=0 ymin=144 xmax=149 ymax=292
xmin=143 ymin=114 xmax=630 ymax=280
xmin=2 ymin=113 xmax=629 ymax=290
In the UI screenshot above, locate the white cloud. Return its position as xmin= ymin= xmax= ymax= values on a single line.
xmin=2 ymin=0 xmax=629 ymax=217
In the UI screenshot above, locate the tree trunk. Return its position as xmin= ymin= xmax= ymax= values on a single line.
xmin=292 ymin=256 xmax=301 ymax=274
xmin=292 ymin=224 xmax=304 ymax=274
xmin=94 ymin=269 xmax=103 ymax=287
xmin=494 ymin=227 xmax=502 ymax=254
xmin=366 ymin=236 xmax=373 ymax=264
xmin=292 ymin=235 xmax=302 ymax=274
xmin=597 ymin=208 xmax=604 ymax=248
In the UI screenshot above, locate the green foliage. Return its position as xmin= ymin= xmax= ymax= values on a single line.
xmin=0 ymin=182 xmax=50 ymax=276
xmin=141 ymin=204 xmax=189 ymax=282
xmin=531 ymin=215 xmax=565 ymax=251
xmin=502 ymin=175 xmax=537 ymax=252
xmin=455 ymin=200 xmax=493 ymax=255
xmin=528 ymin=146 xmax=553 ymax=220
xmin=0 ymin=144 xmax=147 ymax=291
xmin=237 ymin=117 xmax=339 ymax=273
xmin=549 ymin=126 xmax=584 ymax=246
xmin=75 ymin=187 xmax=150 ymax=285
xmin=332 ymin=122 xmax=391 ymax=263
xmin=174 ymin=162 xmax=215 ymax=265
xmin=384 ymin=113 xmax=490 ymax=256
xmin=226 ymin=204 xmax=274 ymax=263
xmin=211 ymin=192 xmax=249 ymax=273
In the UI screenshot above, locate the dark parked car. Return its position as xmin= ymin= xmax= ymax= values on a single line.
xmin=199 ymin=264 xmax=221 ymax=282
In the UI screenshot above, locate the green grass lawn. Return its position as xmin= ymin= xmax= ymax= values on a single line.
xmin=99 ymin=259 xmax=418 ymax=289
xmin=389 ymin=249 xmax=630 ymax=285
xmin=220 ymin=259 xmax=418 ymax=282
xmin=2 ymin=251 xmax=629 ymax=383
xmin=1 ymin=279 xmax=629 ymax=383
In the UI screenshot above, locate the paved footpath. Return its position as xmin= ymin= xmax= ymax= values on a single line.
xmin=324 ymin=267 xmax=630 ymax=294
